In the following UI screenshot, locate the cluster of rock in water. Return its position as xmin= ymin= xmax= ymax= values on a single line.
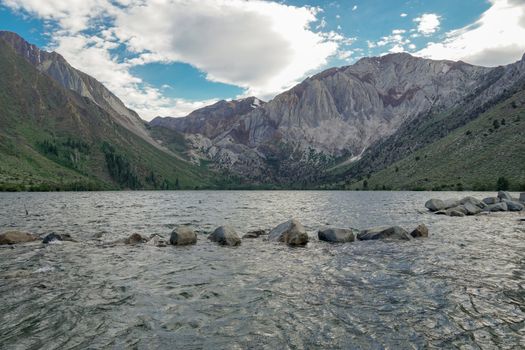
xmin=425 ymin=191 xmax=525 ymax=216
xmin=0 ymin=219 xmax=429 ymax=248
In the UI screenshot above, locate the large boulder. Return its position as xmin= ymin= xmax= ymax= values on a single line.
xmin=42 ymin=233 xmax=75 ymax=244
xmin=318 ymin=228 xmax=358 ymax=243
xmin=520 ymin=193 xmax=525 ymax=203
xmin=242 ymin=229 xmax=267 ymax=239
xmin=269 ymin=219 xmax=309 ymax=246
xmin=0 ymin=231 xmax=38 ymax=245
xmin=425 ymin=199 xmax=445 ymax=212
xmin=170 ymin=227 xmax=197 ymax=245
xmin=357 ymin=226 xmax=411 ymax=241
xmin=484 ymin=202 xmax=508 ymax=212
xmin=460 ymin=196 xmax=486 ymax=209
xmin=498 ymin=191 xmax=513 ymax=202
xmin=504 ymin=201 xmax=524 ymax=212
xmin=209 ymin=226 xmax=241 ymax=246
xmin=410 ymin=224 xmax=429 ymax=238
xmin=483 ymin=197 xmax=500 ymax=205
xmin=447 ymin=210 xmax=466 ymax=217
xmin=443 ymin=199 xmax=460 ymax=209
xmin=463 ymin=202 xmax=482 ymax=215
xmin=446 ymin=206 xmax=468 ymax=216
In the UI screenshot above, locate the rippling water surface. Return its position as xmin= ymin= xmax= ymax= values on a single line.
xmin=1 ymin=191 xmax=525 ymax=349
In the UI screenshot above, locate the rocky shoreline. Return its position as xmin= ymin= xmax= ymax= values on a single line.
xmin=425 ymin=191 xmax=525 ymax=216
xmin=0 ymin=219 xmax=428 ymax=248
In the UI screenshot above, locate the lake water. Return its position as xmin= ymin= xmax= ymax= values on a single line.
xmin=1 ymin=191 xmax=524 ymax=349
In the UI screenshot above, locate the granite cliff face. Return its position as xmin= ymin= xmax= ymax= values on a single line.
xmin=152 ymin=52 xmax=525 ymax=183
xmin=0 ymin=31 xmax=158 ymax=148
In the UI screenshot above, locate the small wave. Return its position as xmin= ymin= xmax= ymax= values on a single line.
xmin=34 ymin=266 xmax=54 ymax=273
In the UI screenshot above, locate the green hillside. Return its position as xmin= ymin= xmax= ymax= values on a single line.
xmin=343 ymin=88 xmax=525 ymax=191
xmin=0 ymin=39 xmax=212 ymax=191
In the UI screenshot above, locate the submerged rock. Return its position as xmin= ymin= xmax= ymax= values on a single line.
xmin=209 ymin=226 xmax=241 ymax=246
xmin=484 ymin=202 xmax=508 ymax=212
xmin=318 ymin=228 xmax=357 ymax=243
xmin=269 ymin=219 xmax=309 ymax=246
xmin=0 ymin=231 xmax=38 ymax=245
xmin=498 ymin=191 xmax=513 ymax=202
xmin=148 ymin=234 xmax=168 ymax=247
xmin=357 ymin=226 xmax=411 ymax=241
xmin=504 ymin=200 xmax=524 ymax=212
xmin=170 ymin=227 xmax=197 ymax=245
xmin=242 ymin=229 xmax=267 ymax=239
xmin=124 ymin=233 xmax=146 ymax=245
xmin=410 ymin=224 xmax=429 ymax=238
xmin=42 ymin=233 xmax=75 ymax=244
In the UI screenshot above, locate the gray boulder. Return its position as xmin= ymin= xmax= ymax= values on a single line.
xmin=318 ymin=228 xmax=358 ymax=243
xmin=170 ymin=227 xmax=197 ymax=245
xmin=504 ymin=200 xmax=524 ymax=212
xmin=520 ymin=193 xmax=525 ymax=203
xmin=425 ymin=199 xmax=445 ymax=212
xmin=447 ymin=206 xmax=468 ymax=215
xmin=209 ymin=226 xmax=241 ymax=246
xmin=460 ymin=196 xmax=486 ymax=208
xmin=410 ymin=224 xmax=429 ymax=238
xmin=357 ymin=226 xmax=411 ymax=241
xmin=443 ymin=199 xmax=460 ymax=209
xmin=484 ymin=202 xmax=508 ymax=212
xmin=269 ymin=219 xmax=308 ymax=246
xmin=483 ymin=197 xmax=500 ymax=205
xmin=447 ymin=209 xmax=465 ymax=217
xmin=148 ymin=234 xmax=168 ymax=247
xmin=242 ymin=229 xmax=267 ymax=239
xmin=498 ymin=191 xmax=513 ymax=201
xmin=463 ymin=202 xmax=482 ymax=215
xmin=0 ymin=231 xmax=38 ymax=245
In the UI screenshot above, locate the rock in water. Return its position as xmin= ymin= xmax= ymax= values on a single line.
xmin=209 ymin=226 xmax=241 ymax=246
xmin=498 ymin=191 xmax=513 ymax=202
xmin=124 ymin=233 xmax=146 ymax=245
xmin=170 ymin=227 xmax=197 ymax=245
xmin=442 ymin=199 xmax=460 ymax=209
xmin=463 ymin=202 xmax=482 ymax=215
xmin=460 ymin=196 xmax=486 ymax=209
xmin=357 ymin=226 xmax=411 ymax=241
xmin=484 ymin=202 xmax=508 ymax=212
xmin=318 ymin=228 xmax=357 ymax=243
xmin=269 ymin=219 xmax=309 ymax=246
xmin=42 ymin=233 xmax=74 ymax=244
xmin=504 ymin=201 xmax=524 ymax=212
xmin=0 ymin=231 xmax=38 ymax=245
xmin=148 ymin=234 xmax=168 ymax=247
xmin=425 ymin=199 xmax=445 ymax=211
xmin=410 ymin=224 xmax=429 ymax=238
xmin=242 ymin=230 xmax=267 ymax=239
xmin=483 ymin=197 xmax=500 ymax=205
xmin=519 ymin=193 xmax=525 ymax=203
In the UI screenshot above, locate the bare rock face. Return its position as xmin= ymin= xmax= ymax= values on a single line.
xmin=410 ymin=224 xmax=429 ymax=238
xmin=0 ymin=231 xmax=38 ymax=245
xmin=269 ymin=219 xmax=308 ymax=246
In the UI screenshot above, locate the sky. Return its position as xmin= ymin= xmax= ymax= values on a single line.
xmin=1 ymin=0 xmax=525 ymax=120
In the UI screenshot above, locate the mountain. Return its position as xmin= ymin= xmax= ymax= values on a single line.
xmin=151 ymin=52 xmax=525 ymax=186
xmin=0 ymin=33 xmax=211 ymax=191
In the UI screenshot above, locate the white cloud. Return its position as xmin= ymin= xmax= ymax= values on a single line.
xmin=400 ymin=13 xmax=408 ymax=17
xmin=413 ymin=13 xmax=441 ymax=35
xmin=1 ymin=0 xmax=345 ymax=119
xmin=352 ymin=5 xmax=357 ymax=11
xmin=417 ymin=0 xmax=525 ymax=66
